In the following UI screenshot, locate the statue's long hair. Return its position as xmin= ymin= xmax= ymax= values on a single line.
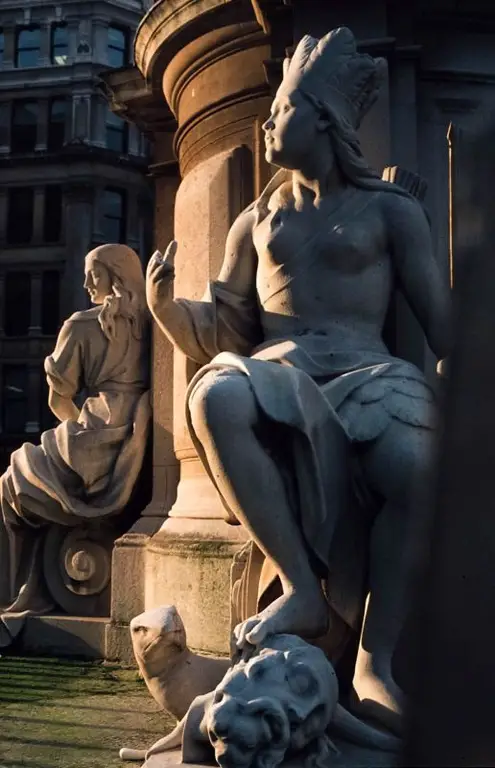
xmin=85 ymin=244 xmax=148 ymax=342
xmin=302 ymin=90 xmax=417 ymax=203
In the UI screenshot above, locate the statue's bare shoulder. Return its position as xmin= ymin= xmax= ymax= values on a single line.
xmin=376 ymin=190 xmax=430 ymax=249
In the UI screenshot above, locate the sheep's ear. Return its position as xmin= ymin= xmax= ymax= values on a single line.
xmin=283 ymin=56 xmax=291 ymax=78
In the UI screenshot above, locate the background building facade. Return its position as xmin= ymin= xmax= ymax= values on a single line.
xmin=0 ymin=0 xmax=152 ymax=469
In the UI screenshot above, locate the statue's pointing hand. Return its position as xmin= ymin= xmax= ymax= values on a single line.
xmin=146 ymin=240 xmax=177 ymax=314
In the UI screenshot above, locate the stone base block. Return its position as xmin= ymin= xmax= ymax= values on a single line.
xmin=111 ymin=531 xmax=150 ymax=624
xmin=19 ymin=615 xmax=109 ymax=659
xmin=105 ymin=620 xmax=135 ymax=665
xmin=144 ymin=517 xmax=248 ymax=656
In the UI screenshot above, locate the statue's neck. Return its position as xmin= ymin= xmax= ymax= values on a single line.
xmin=292 ymin=165 xmax=346 ymax=209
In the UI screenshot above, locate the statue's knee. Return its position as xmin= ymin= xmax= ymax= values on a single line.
xmin=189 ymin=370 xmax=253 ymax=439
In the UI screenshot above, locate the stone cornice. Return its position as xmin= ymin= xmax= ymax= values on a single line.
xmin=98 ymin=66 xmax=177 ymax=135
xmin=0 ymin=143 xmax=149 ymax=172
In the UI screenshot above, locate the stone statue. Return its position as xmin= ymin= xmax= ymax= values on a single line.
xmin=146 ymin=27 xmax=451 ymax=735
xmin=123 ymin=632 xmax=400 ymax=767
xmin=129 ymin=605 xmax=230 ymax=720
xmin=0 ymin=244 xmax=151 ymax=647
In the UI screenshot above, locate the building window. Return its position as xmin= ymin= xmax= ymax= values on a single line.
xmin=106 ymin=109 xmax=127 ymax=153
xmin=43 ymin=186 xmax=63 ymax=243
xmin=41 ymin=270 xmax=61 ymax=335
xmin=7 ymin=188 xmax=34 ymax=245
xmin=4 ymin=272 xmax=31 ymax=336
xmin=16 ymin=26 xmax=41 ymax=68
xmin=11 ymin=101 xmax=38 ymax=153
xmin=47 ymin=99 xmax=66 ymax=150
xmin=107 ymin=26 xmax=128 ymax=68
xmin=102 ymin=188 xmax=126 ymax=242
xmin=0 ymin=30 xmax=4 ymax=67
xmin=2 ymin=366 xmax=28 ymax=433
xmin=51 ymin=23 xmax=68 ymax=65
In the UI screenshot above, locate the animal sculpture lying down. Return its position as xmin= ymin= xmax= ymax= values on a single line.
xmin=121 ymin=633 xmax=400 ymax=767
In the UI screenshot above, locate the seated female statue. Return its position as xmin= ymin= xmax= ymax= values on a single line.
xmin=146 ymin=28 xmax=452 ymax=731
xmin=0 ymin=244 xmax=150 ymax=640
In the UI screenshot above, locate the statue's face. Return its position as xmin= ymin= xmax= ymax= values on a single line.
xmin=262 ymin=88 xmax=329 ymax=171
xmin=84 ymin=259 xmax=112 ymax=304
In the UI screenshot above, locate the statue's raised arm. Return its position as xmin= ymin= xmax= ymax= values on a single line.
xmin=146 ymin=204 xmax=261 ymax=365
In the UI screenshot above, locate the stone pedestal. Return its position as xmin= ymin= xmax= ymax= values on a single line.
xmin=145 ymin=518 xmax=247 ymax=655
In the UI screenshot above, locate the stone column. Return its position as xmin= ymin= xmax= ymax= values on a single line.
xmin=2 ymin=23 xmax=15 ymax=69
xmin=93 ymin=18 xmax=109 ymax=65
xmin=63 ymin=184 xmax=94 ymax=315
xmin=28 ymin=271 xmax=42 ymax=336
xmin=71 ymin=93 xmax=91 ymax=142
xmin=67 ymin=17 xmax=79 ymax=59
xmin=35 ymin=99 xmax=49 ymax=151
xmin=32 ymin=187 xmax=45 ymax=245
xmin=75 ymin=18 xmax=92 ymax=63
xmin=92 ymin=96 xmax=107 ymax=148
xmin=0 ymin=101 xmax=12 ymax=155
xmin=130 ymin=0 xmax=274 ymax=656
xmin=39 ymin=21 xmax=51 ymax=66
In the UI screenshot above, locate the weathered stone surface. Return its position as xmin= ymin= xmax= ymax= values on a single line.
xmin=145 ymin=518 xmax=248 ymax=655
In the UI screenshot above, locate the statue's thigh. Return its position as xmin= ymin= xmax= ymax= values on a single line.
xmin=188 ymin=368 xmax=258 ymax=439
xmin=358 ymin=420 xmax=434 ymax=504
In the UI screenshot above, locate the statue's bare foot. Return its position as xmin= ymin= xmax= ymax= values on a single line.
xmin=233 ymin=587 xmax=329 ymax=650
xmin=351 ymin=670 xmax=405 ymax=736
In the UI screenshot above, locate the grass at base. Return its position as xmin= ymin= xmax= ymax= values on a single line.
xmin=0 ymin=656 xmax=176 ymax=768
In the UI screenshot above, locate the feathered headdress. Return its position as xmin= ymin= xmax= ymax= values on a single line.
xmin=279 ymin=27 xmax=387 ymax=129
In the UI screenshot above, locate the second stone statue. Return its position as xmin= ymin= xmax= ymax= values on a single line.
xmin=0 ymin=244 xmax=151 ymax=647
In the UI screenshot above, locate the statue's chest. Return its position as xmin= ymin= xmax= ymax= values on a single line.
xmin=254 ymin=203 xmax=383 ymax=280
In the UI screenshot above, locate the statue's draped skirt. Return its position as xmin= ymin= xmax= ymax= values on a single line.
xmin=0 ymin=309 xmax=150 ymax=612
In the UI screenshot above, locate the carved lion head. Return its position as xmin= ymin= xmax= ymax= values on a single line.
xmin=204 ymin=634 xmax=338 ymax=768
